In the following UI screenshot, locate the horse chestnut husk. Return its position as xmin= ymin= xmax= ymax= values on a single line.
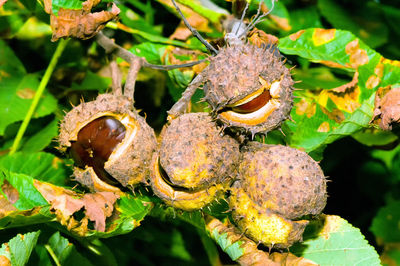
xmin=59 ymin=94 xmax=157 ymax=192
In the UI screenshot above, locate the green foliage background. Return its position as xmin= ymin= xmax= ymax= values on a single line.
xmin=0 ymin=0 xmax=400 ymax=265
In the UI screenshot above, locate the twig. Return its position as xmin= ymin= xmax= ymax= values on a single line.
xmin=109 ymin=59 xmax=122 ymax=95
xmin=124 ymin=58 xmax=142 ymax=101
xmin=171 ymin=0 xmax=218 ymax=55
xmin=95 ymin=32 xmax=206 ymax=71
xmin=10 ymin=38 xmax=69 ymax=154
xmin=167 ymin=72 xmax=205 ymax=119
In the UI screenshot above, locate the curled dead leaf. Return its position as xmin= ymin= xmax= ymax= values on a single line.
xmin=0 ymin=194 xmax=17 ymax=219
xmin=373 ymin=87 xmax=400 ymax=130
xmin=34 ymin=180 xmax=120 ymax=235
xmin=44 ymin=0 xmax=120 ymax=41
xmin=248 ymin=28 xmax=279 ymax=47
xmin=332 ymin=72 xmax=358 ymax=93
xmin=1 ymin=180 xmax=19 ymax=204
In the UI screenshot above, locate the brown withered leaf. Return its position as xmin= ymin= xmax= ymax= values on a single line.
xmin=0 ymin=194 xmax=17 ymax=219
xmin=248 ymin=28 xmax=279 ymax=47
xmin=44 ymin=0 xmax=120 ymax=41
xmin=1 ymin=180 xmax=19 ymax=204
xmin=373 ymin=87 xmax=400 ymax=130
xmin=34 ymin=180 xmax=119 ymax=234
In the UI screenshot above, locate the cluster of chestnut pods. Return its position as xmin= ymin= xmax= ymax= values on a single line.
xmin=59 ymin=43 xmax=327 ymax=248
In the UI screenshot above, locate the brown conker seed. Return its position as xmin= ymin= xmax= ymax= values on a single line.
xmin=203 ymin=43 xmax=294 ymax=136
xmin=59 ymin=94 xmax=157 ymax=192
xmin=70 ymin=116 xmax=126 ymax=186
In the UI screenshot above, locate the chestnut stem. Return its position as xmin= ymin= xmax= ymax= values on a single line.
xmin=110 ymin=59 xmax=122 ymax=95
xmin=124 ymin=58 xmax=142 ymax=101
xmin=167 ymin=72 xmax=205 ymax=119
xmin=95 ymin=32 xmax=206 ymax=71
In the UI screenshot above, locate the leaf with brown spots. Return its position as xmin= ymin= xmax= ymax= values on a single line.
xmin=277 ymin=29 xmax=398 ymax=157
xmin=43 ymin=0 xmax=120 ymax=41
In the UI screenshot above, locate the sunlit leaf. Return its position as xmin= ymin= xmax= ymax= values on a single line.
xmin=278 ymin=29 xmax=400 ymax=157
xmin=292 ymin=215 xmax=381 ymax=265
xmin=0 ymin=231 xmax=40 ymax=266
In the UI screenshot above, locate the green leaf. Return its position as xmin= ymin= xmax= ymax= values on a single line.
xmin=70 ymin=71 xmax=111 ymax=92
xmin=170 ymin=229 xmax=192 ymax=261
xmin=46 ymin=232 xmax=73 ymax=265
xmin=371 ymin=145 xmax=400 ymax=171
xmin=211 ymin=228 xmax=244 ymax=261
xmin=167 ymin=69 xmax=194 ymax=101
xmin=118 ymin=5 xmax=161 ymax=36
xmin=0 ymin=73 xmax=58 ymax=135
xmin=370 ymin=201 xmax=400 ymax=243
xmin=0 ymin=170 xmax=48 ymax=210
xmin=45 ymin=232 xmax=93 ymax=266
xmin=22 ymin=119 xmax=59 ymax=153
xmin=279 ymin=29 xmax=378 ymax=69
xmin=0 ymin=206 xmax=54 ymax=230
xmin=0 ymin=231 xmax=41 ymax=266
xmin=15 ymin=17 xmax=52 ymax=40
xmin=289 ymin=6 xmax=322 ymax=33
xmin=198 ymin=229 xmax=220 ymax=266
xmin=171 ymin=0 xmax=228 ymax=24
xmin=0 ymin=1 xmax=31 ymax=38
xmin=292 ymin=215 xmax=380 ymax=265
xmin=293 ymin=67 xmax=351 ymax=90
xmin=129 ymin=42 xmax=167 ymax=65
xmin=52 ymin=0 xmax=84 ymax=16
xmin=0 ymin=39 xmax=26 ymax=77
xmin=352 ymin=129 xmax=398 ymax=147
xmin=0 ymin=152 xmax=70 ymax=186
